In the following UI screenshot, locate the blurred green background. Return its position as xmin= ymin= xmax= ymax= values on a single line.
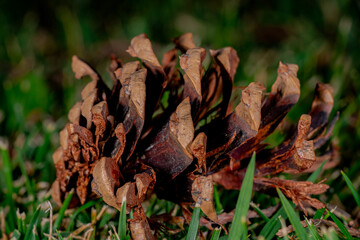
xmin=0 ymin=0 xmax=360 ymax=215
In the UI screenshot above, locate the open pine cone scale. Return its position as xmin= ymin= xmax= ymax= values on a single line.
xmin=52 ymin=33 xmax=337 ymax=238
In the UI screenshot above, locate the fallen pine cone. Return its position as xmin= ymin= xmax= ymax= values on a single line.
xmin=51 ymin=33 xmax=338 ymax=238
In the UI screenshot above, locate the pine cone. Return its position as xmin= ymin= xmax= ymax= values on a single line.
xmin=52 ymin=33 xmax=337 ymax=238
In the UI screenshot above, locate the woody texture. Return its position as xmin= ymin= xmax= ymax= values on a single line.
xmin=51 ymin=33 xmax=338 ymax=239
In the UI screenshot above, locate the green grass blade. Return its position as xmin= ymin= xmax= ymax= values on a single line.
xmin=305 ymin=218 xmax=322 ymax=240
xmin=11 ymin=229 xmax=22 ymax=240
xmin=250 ymin=202 xmax=270 ymax=222
xmin=119 ymin=200 xmax=127 ymax=240
xmin=213 ymin=185 xmax=223 ymax=213
xmin=277 ymin=188 xmax=307 ymax=240
xmin=307 ymin=160 xmax=327 ymax=183
xmin=313 ymin=208 xmax=325 ymax=219
xmin=341 ymin=170 xmax=360 ymax=208
xmin=56 ymin=230 xmax=64 ymax=240
xmin=24 ymin=207 xmax=41 ymax=240
xmin=1 ymin=149 xmax=16 ymax=231
xmin=66 ymin=199 xmax=99 ymax=231
xmin=259 ymin=206 xmax=287 ymax=240
xmin=15 ymin=146 xmax=35 ymax=201
xmin=16 ymin=210 xmax=26 ymax=234
xmin=228 ymin=152 xmax=256 ymax=240
xmin=53 ymin=190 xmax=74 ymax=230
xmin=327 ymin=210 xmax=353 ymax=240
xmin=210 ymin=228 xmax=221 ymax=240
xmin=185 ymin=206 xmax=201 ymax=240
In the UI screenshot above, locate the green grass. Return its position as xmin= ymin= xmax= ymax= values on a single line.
xmin=118 ymin=200 xmax=128 ymax=240
xmin=307 ymin=160 xmax=327 ymax=183
xmin=53 ymin=189 xmax=74 ymax=231
xmin=277 ymin=189 xmax=307 ymax=240
xmin=1 ymin=149 xmax=16 ymax=231
xmin=327 ymin=210 xmax=353 ymax=240
xmin=56 ymin=229 xmax=65 ymax=240
xmin=228 ymin=152 xmax=256 ymax=240
xmin=305 ymin=218 xmax=322 ymax=240
xmin=341 ymin=171 xmax=360 ymax=208
xmin=259 ymin=206 xmax=287 ymax=240
xmin=66 ymin=199 xmax=99 ymax=231
xmin=185 ymin=206 xmax=201 ymax=240
xmin=210 ymin=228 xmax=221 ymax=240
xmin=24 ymin=206 xmax=41 ymax=240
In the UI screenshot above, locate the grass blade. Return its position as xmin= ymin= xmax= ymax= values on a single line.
xmin=213 ymin=185 xmax=223 ymax=213
xmin=250 ymin=202 xmax=270 ymax=222
xmin=259 ymin=206 xmax=287 ymax=240
xmin=15 ymin=146 xmax=35 ymax=202
xmin=118 ymin=200 xmax=127 ymax=240
xmin=307 ymin=160 xmax=327 ymax=183
xmin=341 ymin=170 xmax=360 ymax=208
xmin=327 ymin=210 xmax=353 ymax=240
xmin=185 ymin=206 xmax=201 ymax=240
xmin=24 ymin=207 xmax=41 ymax=240
xmin=11 ymin=229 xmax=22 ymax=239
xmin=305 ymin=218 xmax=322 ymax=240
xmin=53 ymin=190 xmax=74 ymax=230
xmin=16 ymin=209 xmax=26 ymax=234
xmin=228 ymin=152 xmax=256 ymax=240
xmin=210 ymin=227 xmax=221 ymax=240
xmin=56 ymin=230 xmax=64 ymax=240
xmin=313 ymin=208 xmax=326 ymax=219
xmin=277 ymin=188 xmax=307 ymax=240
xmin=1 ymin=149 xmax=16 ymax=231
xmin=66 ymin=199 xmax=99 ymax=231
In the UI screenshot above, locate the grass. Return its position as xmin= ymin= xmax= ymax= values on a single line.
xmin=259 ymin=207 xmax=287 ymax=240
xmin=1 ymin=0 xmax=360 ymax=239
xmin=327 ymin=210 xmax=353 ymax=240
xmin=228 ymin=152 xmax=256 ymax=240
xmin=341 ymin=171 xmax=360 ymax=208
xmin=210 ymin=228 xmax=221 ymax=240
xmin=24 ymin=206 xmax=41 ymax=240
xmin=277 ymin=189 xmax=307 ymax=240
xmin=305 ymin=218 xmax=322 ymax=240
xmin=53 ymin=190 xmax=74 ymax=231
xmin=1 ymin=149 xmax=16 ymax=231
xmin=185 ymin=206 xmax=201 ymax=240
xmin=118 ymin=200 xmax=127 ymax=240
